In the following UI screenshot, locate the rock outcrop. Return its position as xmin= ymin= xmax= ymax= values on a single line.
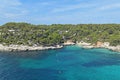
xmin=0 ymin=44 xmax=63 ymax=52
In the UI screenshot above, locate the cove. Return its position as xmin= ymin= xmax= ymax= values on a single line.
xmin=0 ymin=45 xmax=120 ymax=80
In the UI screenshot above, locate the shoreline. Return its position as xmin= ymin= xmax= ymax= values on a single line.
xmin=0 ymin=41 xmax=120 ymax=52
xmin=76 ymin=42 xmax=120 ymax=52
xmin=0 ymin=44 xmax=63 ymax=52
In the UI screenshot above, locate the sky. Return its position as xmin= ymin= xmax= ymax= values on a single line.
xmin=0 ymin=0 xmax=120 ymax=25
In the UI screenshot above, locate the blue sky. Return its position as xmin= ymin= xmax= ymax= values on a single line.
xmin=0 ymin=0 xmax=120 ymax=25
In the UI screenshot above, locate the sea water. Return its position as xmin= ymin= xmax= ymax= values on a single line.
xmin=0 ymin=45 xmax=120 ymax=80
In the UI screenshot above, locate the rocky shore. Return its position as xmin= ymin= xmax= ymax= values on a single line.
xmin=0 ymin=40 xmax=75 ymax=52
xmin=76 ymin=41 xmax=120 ymax=52
xmin=0 ymin=41 xmax=120 ymax=52
xmin=0 ymin=44 xmax=63 ymax=52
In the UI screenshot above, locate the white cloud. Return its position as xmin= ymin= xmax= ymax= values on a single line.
xmin=52 ymin=3 xmax=96 ymax=13
xmin=0 ymin=0 xmax=28 ymax=19
xmin=0 ymin=0 xmax=22 ymax=8
xmin=4 ymin=10 xmax=28 ymax=18
xmin=39 ymin=2 xmax=53 ymax=6
xmin=99 ymin=3 xmax=120 ymax=10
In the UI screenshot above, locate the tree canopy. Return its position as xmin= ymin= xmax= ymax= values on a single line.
xmin=0 ymin=22 xmax=120 ymax=46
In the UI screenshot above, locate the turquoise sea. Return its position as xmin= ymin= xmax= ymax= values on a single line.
xmin=0 ymin=45 xmax=120 ymax=80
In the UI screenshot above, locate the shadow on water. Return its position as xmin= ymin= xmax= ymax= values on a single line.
xmin=82 ymin=54 xmax=120 ymax=67
xmin=0 ymin=49 xmax=59 ymax=60
xmin=0 ymin=67 xmax=66 ymax=80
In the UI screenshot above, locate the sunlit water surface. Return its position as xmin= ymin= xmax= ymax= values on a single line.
xmin=0 ymin=45 xmax=120 ymax=80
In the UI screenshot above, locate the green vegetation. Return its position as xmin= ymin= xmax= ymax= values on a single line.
xmin=0 ymin=22 xmax=120 ymax=46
